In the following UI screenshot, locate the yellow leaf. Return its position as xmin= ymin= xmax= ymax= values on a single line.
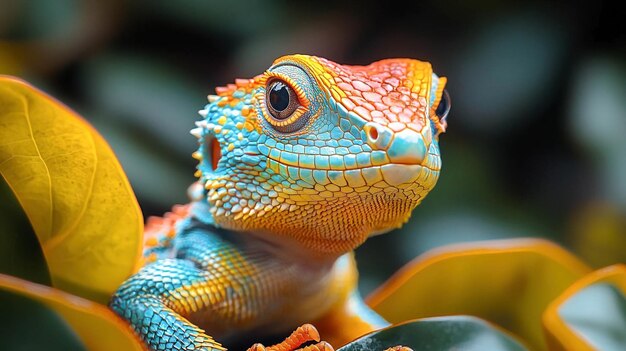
xmin=0 ymin=76 xmax=143 ymax=303
xmin=0 ymin=273 xmax=145 ymax=350
xmin=543 ymin=264 xmax=626 ymax=351
xmin=367 ymin=239 xmax=591 ymax=351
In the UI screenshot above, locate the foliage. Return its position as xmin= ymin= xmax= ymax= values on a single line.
xmin=1 ymin=77 xmax=624 ymax=350
xmin=0 ymin=77 xmax=143 ymax=303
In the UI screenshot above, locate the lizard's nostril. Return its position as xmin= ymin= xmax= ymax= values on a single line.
xmin=368 ymin=127 xmax=379 ymax=141
xmin=363 ymin=122 xmax=393 ymax=150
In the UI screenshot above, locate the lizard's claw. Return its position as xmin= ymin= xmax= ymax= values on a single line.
xmin=246 ymin=324 xmax=334 ymax=351
xmin=383 ymin=347 xmax=413 ymax=351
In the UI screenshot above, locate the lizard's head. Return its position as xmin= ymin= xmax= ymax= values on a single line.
xmin=193 ymin=54 xmax=449 ymax=256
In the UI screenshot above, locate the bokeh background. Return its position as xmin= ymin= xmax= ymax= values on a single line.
xmin=0 ymin=0 xmax=624 ymax=350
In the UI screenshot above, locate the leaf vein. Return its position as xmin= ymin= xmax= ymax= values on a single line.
xmin=20 ymin=94 xmax=54 ymax=239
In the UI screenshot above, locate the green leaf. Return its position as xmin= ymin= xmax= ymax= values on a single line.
xmin=0 ymin=289 xmax=86 ymax=351
xmin=561 ymin=283 xmax=626 ymax=350
xmin=544 ymin=264 xmax=626 ymax=351
xmin=337 ymin=316 xmax=528 ymax=351
xmin=0 ymin=76 xmax=143 ymax=303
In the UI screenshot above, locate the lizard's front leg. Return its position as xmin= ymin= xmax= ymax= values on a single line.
xmin=110 ymin=223 xmax=241 ymax=350
xmin=111 ymin=225 xmax=330 ymax=351
xmin=110 ymin=258 xmax=225 ymax=351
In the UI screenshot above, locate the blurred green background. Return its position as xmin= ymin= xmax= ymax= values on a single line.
xmin=0 ymin=0 xmax=624 ymax=350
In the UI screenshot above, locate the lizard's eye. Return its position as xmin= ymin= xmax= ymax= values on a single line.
xmin=261 ymin=75 xmax=310 ymax=133
xmin=266 ymin=79 xmax=300 ymax=120
xmin=435 ymin=89 xmax=451 ymax=123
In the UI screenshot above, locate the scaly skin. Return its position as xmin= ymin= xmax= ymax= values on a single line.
xmin=110 ymin=54 xmax=449 ymax=351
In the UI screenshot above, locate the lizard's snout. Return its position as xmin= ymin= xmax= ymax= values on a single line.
xmin=364 ymin=122 xmax=427 ymax=165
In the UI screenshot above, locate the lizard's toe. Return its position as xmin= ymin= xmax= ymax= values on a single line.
xmin=248 ymin=324 xmax=325 ymax=351
xmin=302 ymin=341 xmax=334 ymax=351
xmin=247 ymin=343 xmax=266 ymax=351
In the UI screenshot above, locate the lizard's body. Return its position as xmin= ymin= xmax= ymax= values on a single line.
xmin=111 ymin=55 xmax=449 ymax=351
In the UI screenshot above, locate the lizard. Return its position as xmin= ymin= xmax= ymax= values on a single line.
xmin=110 ymin=54 xmax=450 ymax=351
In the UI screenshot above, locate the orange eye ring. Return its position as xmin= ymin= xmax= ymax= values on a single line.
xmin=257 ymin=71 xmax=311 ymax=133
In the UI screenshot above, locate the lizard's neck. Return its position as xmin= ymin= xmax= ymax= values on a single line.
xmin=243 ymin=228 xmax=345 ymax=268
xmin=189 ymin=199 xmax=345 ymax=267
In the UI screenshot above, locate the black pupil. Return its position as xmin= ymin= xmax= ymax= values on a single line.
xmin=269 ymin=81 xmax=290 ymax=112
xmin=436 ymin=89 xmax=449 ymax=118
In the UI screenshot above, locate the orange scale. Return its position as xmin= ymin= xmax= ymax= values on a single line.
xmin=337 ymin=82 xmax=353 ymax=91
xmin=373 ymin=72 xmax=391 ymax=79
xmin=349 ymin=95 xmax=367 ymax=105
xmin=145 ymin=237 xmax=158 ymax=248
xmin=353 ymin=106 xmax=371 ymax=119
xmin=381 ymin=95 xmax=394 ymax=106
xmin=397 ymin=86 xmax=410 ymax=95
xmin=399 ymin=111 xmax=413 ymax=123
xmin=383 ymin=84 xmax=394 ymax=92
xmin=371 ymin=110 xmax=384 ymax=119
xmin=362 ymin=91 xmax=382 ymax=103
xmin=374 ymin=102 xmax=388 ymax=111
xmin=408 ymin=122 xmax=423 ymax=131
xmin=418 ymin=96 xmax=427 ymax=107
xmin=352 ymin=80 xmax=372 ymax=92
xmin=406 ymin=104 xmax=419 ymax=112
xmin=374 ymin=116 xmax=390 ymax=125
xmin=407 ymin=103 xmax=419 ymax=113
xmin=350 ymin=89 xmax=364 ymax=99
xmin=384 ymin=77 xmax=400 ymax=86
xmin=387 ymin=91 xmax=402 ymax=100
xmin=374 ymin=87 xmax=387 ymax=96
xmin=388 ymin=122 xmax=406 ymax=132
xmin=146 ymin=216 xmax=164 ymax=226
xmin=342 ymin=97 xmax=356 ymax=110
xmin=235 ymin=78 xmax=248 ymax=87
xmin=349 ymin=71 xmax=363 ymax=79
xmin=390 ymin=105 xmax=403 ymax=114
xmin=385 ymin=112 xmax=398 ymax=122
xmin=340 ymin=74 xmax=353 ymax=84
xmin=362 ymin=102 xmax=376 ymax=111
xmin=215 ymin=86 xmax=230 ymax=95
